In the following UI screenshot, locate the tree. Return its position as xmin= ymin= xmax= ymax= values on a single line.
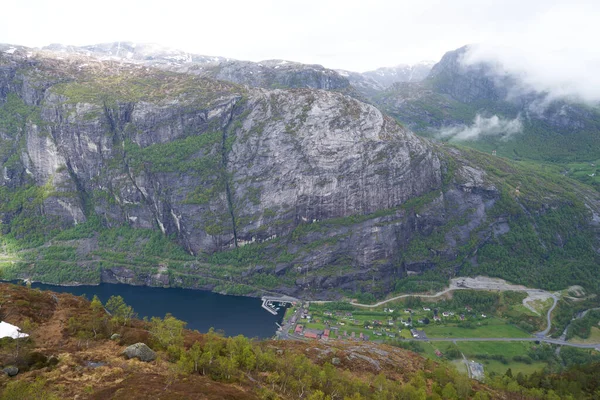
xmin=454 ymin=374 xmax=472 ymax=399
xmin=150 ymin=313 xmax=186 ymax=349
xmin=472 ymin=392 xmax=490 ymax=400
xmin=89 ymin=295 xmax=105 ymax=338
xmin=105 ymin=295 xmax=134 ymax=326
xmin=441 ymin=383 xmax=458 ymax=400
xmin=188 ymin=341 xmax=203 ymax=373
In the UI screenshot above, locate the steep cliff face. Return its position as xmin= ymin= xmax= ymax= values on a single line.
xmin=1 ymin=48 xmax=599 ymax=298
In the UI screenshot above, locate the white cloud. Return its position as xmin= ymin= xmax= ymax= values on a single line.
xmin=436 ymin=114 xmax=523 ymax=141
xmin=461 ymin=2 xmax=600 ymax=104
xmin=2 ymin=0 xmax=597 ymax=72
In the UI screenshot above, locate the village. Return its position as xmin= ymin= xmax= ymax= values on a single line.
xmin=281 ymin=301 xmax=489 ymax=343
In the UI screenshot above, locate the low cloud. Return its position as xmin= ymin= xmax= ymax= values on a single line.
xmin=460 ymin=3 xmax=600 ymax=106
xmin=436 ymin=114 xmax=523 ymax=141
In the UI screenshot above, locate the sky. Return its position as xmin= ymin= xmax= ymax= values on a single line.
xmin=1 ymin=0 xmax=599 ymax=74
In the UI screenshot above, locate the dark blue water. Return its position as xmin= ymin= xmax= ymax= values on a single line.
xmin=29 ymin=282 xmax=284 ymax=339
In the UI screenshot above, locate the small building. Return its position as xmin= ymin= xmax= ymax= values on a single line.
xmin=433 ymin=315 xmax=441 ymax=322
xmin=435 ymin=350 xmax=443 ymax=357
xmin=460 ymin=314 xmax=465 ymax=321
xmin=423 ymin=307 xmax=431 ymax=311
xmin=442 ymin=312 xmax=450 ymax=317
xmin=303 ymin=328 xmax=323 ymax=339
xmin=295 ymin=324 xmax=304 ymax=334
xmin=323 ymin=329 xmax=330 ymax=339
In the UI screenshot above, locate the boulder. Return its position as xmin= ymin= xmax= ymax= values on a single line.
xmin=331 ymin=357 xmax=341 ymax=366
xmin=122 ymin=343 xmax=156 ymax=362
xmin=110 ymin=333 xmax=121 ymax=341
xmin=3 ymin=366 xmax=18 ymax=377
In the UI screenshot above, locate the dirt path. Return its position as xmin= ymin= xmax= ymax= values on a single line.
xmin=311 ymin=276 xmax=556 ymax=308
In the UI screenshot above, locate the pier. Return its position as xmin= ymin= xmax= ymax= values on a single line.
xmin=261 ymin=295 xmax=299 ymax=315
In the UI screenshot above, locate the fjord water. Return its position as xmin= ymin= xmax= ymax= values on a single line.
xmin=30 ymin=282 xmax=284 ymax=339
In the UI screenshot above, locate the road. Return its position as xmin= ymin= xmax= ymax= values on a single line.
xmin=537 ymin=295 xmax=558 ymax=337
xmin=461 ymin=352 xmax=471 ymax=379
xmin=280 ymin=277 xmax=600 ymax=349
xmin=409 ymin=336 xmax=600 ymax=350
xmin=312 ymin=276 xmax=556 ymax=308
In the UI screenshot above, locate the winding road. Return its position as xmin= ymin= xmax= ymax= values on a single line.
xmin=537 ymin=295 xmax=559 ymax=337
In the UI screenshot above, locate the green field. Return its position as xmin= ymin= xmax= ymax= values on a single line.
xmin=452 ymin=341 xmax=549 ymax=377
xmin=422 ymin=317 xmax=530 ymax=338
xmin=478 ymin=359 xmax=547 ymax=376
xmin=569 ymin=326 xmax=600 ymax=345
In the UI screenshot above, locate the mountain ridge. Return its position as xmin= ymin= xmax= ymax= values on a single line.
xmin=0 ymin=45 xmax=599 ymax=300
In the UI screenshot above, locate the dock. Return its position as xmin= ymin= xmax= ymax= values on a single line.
xmin=261 ymin=295 xmax=299 ymax=315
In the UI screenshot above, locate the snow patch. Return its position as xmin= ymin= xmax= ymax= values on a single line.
xmin=0 ymin=321 xmax=29 ymax=339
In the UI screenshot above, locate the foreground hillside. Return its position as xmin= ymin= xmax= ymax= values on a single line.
xmin=0 ymin=282 xmax=484 ymax=399
xmin=0 ymin=47 xmax=599 ymax=299
xmin=2 ymin=282 xmax=600 ymax=399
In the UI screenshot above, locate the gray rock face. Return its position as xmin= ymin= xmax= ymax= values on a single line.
xmin=199 ymin=60 xmax=351 ymax=91
xmin=1 ymin=49 xmax=599 ymax=298
xmin=427 ymin=46 xmax=512 ymax=103
xmin=3 ymin=366 xmax=18 ymax=377
xmin=123 ymin=343 xmax=156 ymax=362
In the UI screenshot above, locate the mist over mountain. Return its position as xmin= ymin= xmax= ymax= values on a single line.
xmin=371 ymin=45 xmax=600 ymax=163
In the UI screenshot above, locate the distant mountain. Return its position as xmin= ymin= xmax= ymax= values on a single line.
xmin=40 ymin=42 xmax=354 ymax=93
xmin=42 ymin=41 xmax=227 ymax=65
xmin=363 ymin=62 xmax=436 ymax=86
xmin=336 ymin=62 xmax=434 ymax=98
xmin=371 ymin=46 xmax=600 ymax=163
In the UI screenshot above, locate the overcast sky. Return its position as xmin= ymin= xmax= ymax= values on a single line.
xmin=1 ymin=0 xmax=599 ymax=73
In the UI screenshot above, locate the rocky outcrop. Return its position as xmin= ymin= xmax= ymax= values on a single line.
xmin=123 ymin=343 xmax=157 ymax=362
xmin=3 ymin=366 xmax=18 ymax=377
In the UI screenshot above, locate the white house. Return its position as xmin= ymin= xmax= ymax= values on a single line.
xmin=0 ymin=321 xmax=29 ymax=339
